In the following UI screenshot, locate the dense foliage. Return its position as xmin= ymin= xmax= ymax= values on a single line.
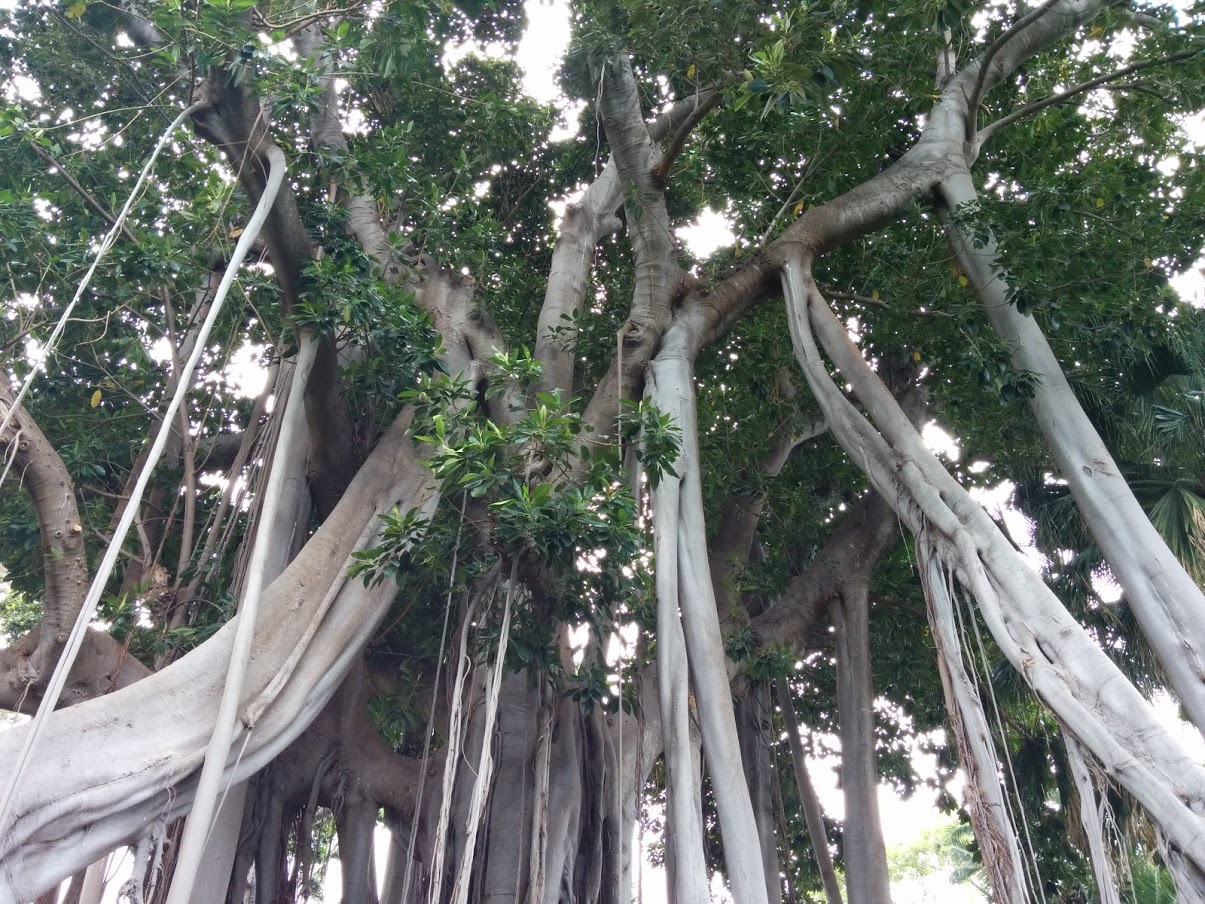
xmin=1 ymin=0 xmax=1203 ymax=902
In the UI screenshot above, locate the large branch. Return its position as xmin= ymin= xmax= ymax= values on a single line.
xmin=976 ymin=47 xmax=1201 ymax=146
xmin=535 ymin=82 xmax=727 ymax=403
xmin=189 ymin=77 xmax=313 ymax=314
xmin=0 ymin=409 xmax=439 ymax=899
xmin=188 ymin=70 xmax=360 ymax=513
xmin=579 ymin=57 xmax=680 ymax=440
xmin=749 ymin=493 xmax=897 ymax=652
xmin=659 ymin=0 xmax=1109 ymax=365
xmin=0 ymin=383 xmax=89 ymax=688
xmin=964 ymin=0 xmax=1064 ymax=140
xmin=0 ymin=627 xmax=150 ymax=714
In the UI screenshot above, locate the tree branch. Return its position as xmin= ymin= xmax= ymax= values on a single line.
xmin=656 ymin=0 xmax=1109 ymax=366
xmin=533 ymin=82 xmax=737 ymax=401
xmin=579 ymin=57 xmax=681 ymax=440
xmin=649 ymin=86 xmax=725 ymax=190
xmin=977 ymin=47 xmax=1200 ymax=145
xmin=0 ymin=383 xmax=90 ymax=688
xmin=749 ymin=493 xmax=898 ymax=653
xmin=27 ymin=144 xmax=139 ymax=243
xmin=966 ymin=0 xmax=1065 ymax=141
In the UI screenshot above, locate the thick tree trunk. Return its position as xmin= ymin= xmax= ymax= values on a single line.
xmin=736 ymin=686 xmax=783 ymax=904
xmin=336 ymin=797 xmax=379 ymax=904
xmin=542 ymin=699 xmax=585 ymax=903
xmin=777 ymin=683 xmax=843 ymax=904
xmin=480 ymin=673 xmax=539 ymax=904
xmin=830 ymin=587 xmax=890 ymax=904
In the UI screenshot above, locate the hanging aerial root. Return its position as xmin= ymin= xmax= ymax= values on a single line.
xmin=1064 ymin=733 xmax=1122 ymax=904
xmin=645 ymin=360 xmax=730 ymax=904
xmin=780 ymin=255 xmax=1205 ymax=891
xmin=427 ymin=564 xmax=497 ymax=903
xmin=0 ymin=132 xmax=284 ymax=846
xmin=917 ymin=538 xmax=1029 ymax=904
xmin=449 ymin=559 xmax=519 ymax=904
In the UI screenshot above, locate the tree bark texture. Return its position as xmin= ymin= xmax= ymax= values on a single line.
xmin=830 ymin=588 xmax=890 ymax=904
xmin=782 ymin=259 xmax=1205 ymax=898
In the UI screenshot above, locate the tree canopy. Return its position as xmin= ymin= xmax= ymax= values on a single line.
xmin=1 ymin=1 xmax=1204 ymax=903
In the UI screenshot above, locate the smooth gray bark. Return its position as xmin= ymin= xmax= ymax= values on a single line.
xmin=188 ymin=784 xmax=250 ymax=904
xmin=337 ymin=797 xmax=379 ymax=904
xmin=649 ymin=353 xmax=770 ymax=904
xmin=777 ymin=683 xmax=843 ymax=904
xmin=481 ymin=673 xmax=538 ymax=904
xmin=782 ymin=260 xmax=1205 ymax=896
xmin=650 ymin=460 xmax=710 ymax=904
xmin=830 ymin=589 xmax=890 ymax=904
xmin=939 ymin=169 xmax=1205 ymax=734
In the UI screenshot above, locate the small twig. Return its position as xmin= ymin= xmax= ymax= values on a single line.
xmin=977 ymin=47 xmax=1199 ymax=145
xmin=1099 ymin=81 xmax=1168 ymax=101
xmin=253 ymin=5 xmax=362 ymax=40
xmin=821 ymin=285 xmax=954 ymax=318
xmin=1119 ymin=8 xmax=1166 ymax=30
xmin=821 ymin=286 xmax=889 ymax=309
xmin=759 ymin=143 xmax=823 ymax=247
xmin=28 ymin=144 xmax=139 ymax=243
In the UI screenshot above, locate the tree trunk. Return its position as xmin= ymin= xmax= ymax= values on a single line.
xmin=830 ymin=588 xmax=891 ymax=904
xmin=736 ymin=685 xmax=783 ymax=904
xmin=480 ymin=673 xmax=539 ymax=904
xmin=649 ymin=351 xmax=769 ymax=903
xmin=777 ymin=682 xmax=843 ymax=904
xmin=336 ymin=797 xmax=380 ymax=904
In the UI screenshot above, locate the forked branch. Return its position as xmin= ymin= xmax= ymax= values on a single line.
xmin=0 ymin=383 xmax=89 ymax=683
xmin=965 ymin=0 xmax=1064 ymax=141
xmin=976 ymin=47 xmax=1200 ymax=145
xmin=650 ymin=85 xmax=725 ymax=189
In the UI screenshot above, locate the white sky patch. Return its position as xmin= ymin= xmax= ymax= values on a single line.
xmin=224 ymin=342 xmax=269 ymax=399
xmin=676 ymin=207 xmax=736 ymax=258
xmin=517 ymin=0 xmax=571 ymax=105
xmin=1172 ymin=255 xmax=1205 ymax=308
xmin=3 ymin=71 xmax=41 ymax=103
xmin=922 ymin=421 xmax=960 ymax=462
xmin=969 ymin=479 xmax=1048 ymax=574
xmin=442 ymin=0 xmax=581 ymax=140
